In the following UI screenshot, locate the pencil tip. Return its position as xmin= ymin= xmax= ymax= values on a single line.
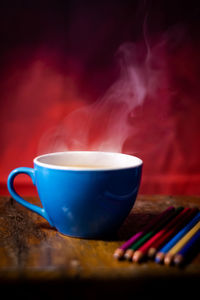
xmin=174 ymin=254 xmax=183 ymax=266
xmin=113 ymin=248 xmax=124 ymax=260
xmin=124 ymin=249 xmax=134 ymax=261
xmin=133 ymin=251 xmax=144 ymax=263
xmin=164 ymin=254 xmax=173 ymax=265
xmin=148 ymin=248 xmax=157 ymax=259
xmin=155 ymin=252 xmax=165 ymax=264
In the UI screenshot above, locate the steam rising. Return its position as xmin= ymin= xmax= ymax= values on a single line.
xmin=38 ymin=33 xmax=170 ymax=154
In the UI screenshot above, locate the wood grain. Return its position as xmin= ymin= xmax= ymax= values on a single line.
xmin=0 ymin=195 xmax=199 ymax=299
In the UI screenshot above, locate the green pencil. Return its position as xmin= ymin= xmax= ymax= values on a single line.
xmin=124 ymin=207 xmax=183 ymax=260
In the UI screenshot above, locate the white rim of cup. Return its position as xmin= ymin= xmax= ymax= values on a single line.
xmin=34 ymin=151 xmax=143 ymax=171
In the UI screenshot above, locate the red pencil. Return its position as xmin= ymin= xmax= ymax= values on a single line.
xmin=113 ymin=206 xmax=175 ymax=260
xmin=148 ymin=207 xmax=199 ymax=259
xmin=132 ymin=207 xmax=190 ymax=262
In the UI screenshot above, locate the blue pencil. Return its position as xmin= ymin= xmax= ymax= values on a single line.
xmin=173 ymin=229 xmax=200 ymax=266
xmin=155 ymin=211 xmax=200 ymax=263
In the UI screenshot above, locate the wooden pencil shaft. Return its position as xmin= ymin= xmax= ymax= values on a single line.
xmin=132 ymin=250 xmax=144 ymax=263
xmin=164 ymin=253 xmax=174 ymax=265
xmin=155 ymin=252 xmax=165 ymax=264
xmin=124 ymin=249 xmax=134 ymax=260
xmin=113 ymin=248 xmax=124 ymax=260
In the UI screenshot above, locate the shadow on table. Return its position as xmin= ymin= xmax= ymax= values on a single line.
xmin=117 ymin=211 xmax=158 ymax=241
xmin=96 ymin=211 xmax=158 ymax=241
xmin=38 ymin=211 xmax=158 ymax=242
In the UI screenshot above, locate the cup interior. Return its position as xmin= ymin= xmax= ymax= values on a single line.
xmin=34 ymin=151 xmax=143 ymax=170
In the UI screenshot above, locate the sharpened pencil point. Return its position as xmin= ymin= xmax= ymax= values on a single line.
xmin=113 ymin=248 xmax=124 ymax=260
xmin=174 ymin=254 xmax=184 ymax=266
xmin=132 ymin=251 xmax=144 ymax=263
xmin=155 ymin=252 xmax=165 ymax=264
xmin=124 ymin=249 xmax=134 ymax=261
xmin=148 ymin=247 xmax=157 ymax=258
xmin=164 ymin=253 xmax=173 ymax=265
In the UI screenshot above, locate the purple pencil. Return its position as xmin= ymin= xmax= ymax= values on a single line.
xmin=113 ymin=206 xmax=175 ymax=260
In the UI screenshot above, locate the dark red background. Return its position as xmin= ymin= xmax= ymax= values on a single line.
xmin=1 ymin=0 xmax=200 ymax=195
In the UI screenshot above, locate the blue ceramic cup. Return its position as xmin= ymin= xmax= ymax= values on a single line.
xmin=7 ymin=151 xmax=143 ymax=238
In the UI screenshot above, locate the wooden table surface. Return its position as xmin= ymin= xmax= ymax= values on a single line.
xmin=0 ymin=195 xmax=199 ymax=299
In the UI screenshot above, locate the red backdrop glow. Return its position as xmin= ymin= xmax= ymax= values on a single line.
xmin=1 ymin=1 xmax=200 ymax=195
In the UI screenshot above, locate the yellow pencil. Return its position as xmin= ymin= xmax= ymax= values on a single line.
xmin=164 ymin=220 xmax=200 ymax=265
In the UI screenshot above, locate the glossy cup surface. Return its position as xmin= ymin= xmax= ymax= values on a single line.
xmin=8 ymin=151 xmax=143 ymax=238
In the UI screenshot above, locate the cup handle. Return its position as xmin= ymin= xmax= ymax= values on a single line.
xmin=7 ymin=167 xmax=53 ymax=226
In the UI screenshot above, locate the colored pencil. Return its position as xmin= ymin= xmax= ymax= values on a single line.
xmin=113 ymin=206 xmax=175 ymax=260
xmin=164 ymin=220 xmax=200 ymax=265
xmin=127 ymin=207 xmax=183 ymax=261
xmin=132 ymin=207 xmax=189 ymax=262
xmin=124 ymin=206 xmax=176 ymax=260
xmin=148 ymin=207 xmax=199 ymax=259
xmin=174 ymin=229 xmax=200 ymax=266
xmin=155 ymin=210 xmax=200 ymax=264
